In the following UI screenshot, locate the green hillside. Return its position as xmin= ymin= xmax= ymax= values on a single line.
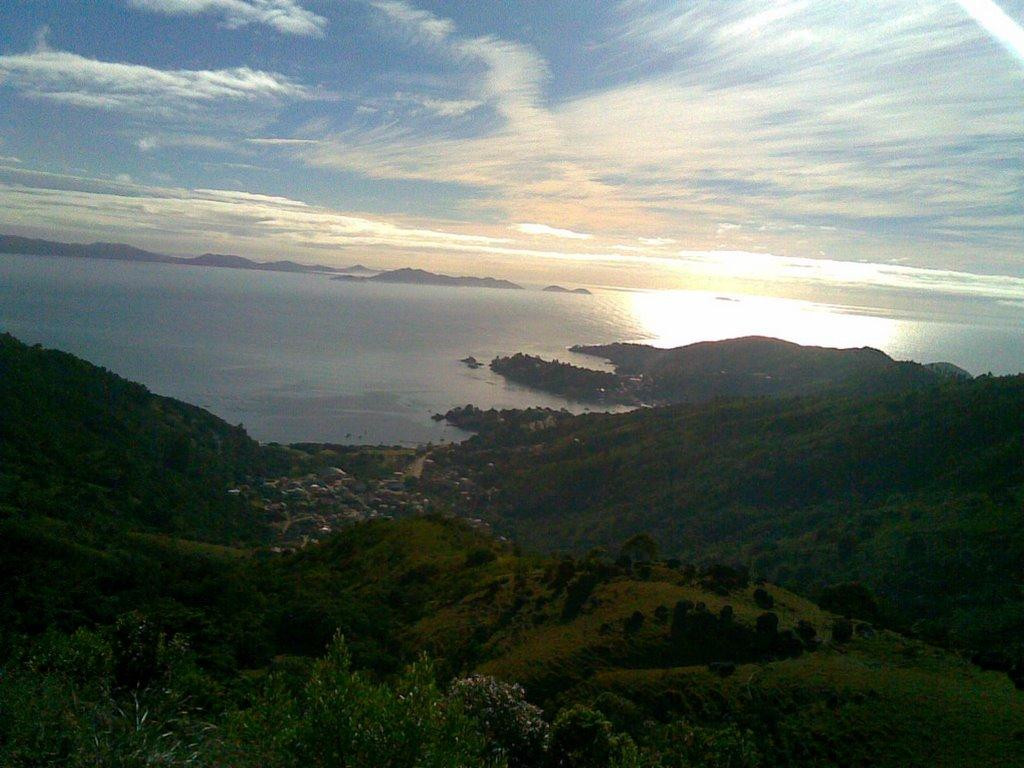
xmin=2 ymin=336 xmax=1022 ymax=766
xmin=571 ymin=336 xmax=951 ymax=403
xmin=4 ymin=514 xmax=1022 ymax=767
xmin=436 ymin=375 xmax=1024 ymax=653
xmin=488 ymin=337 xmax=950 ymax=405
xmin=0 ymin=333 xmax=279 ymax=541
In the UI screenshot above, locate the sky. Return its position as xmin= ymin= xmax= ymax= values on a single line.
xmin=0 ymin=0 xmax=1022 ymax=298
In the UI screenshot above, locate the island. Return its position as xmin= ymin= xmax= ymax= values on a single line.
xmin=332 ymin=267 xmax=523 ymax=290
xmin=543 ymin=285 xmax=592 ymax=295
xmin=459 ymin=356 xmax=483 ymax=369
xmin=0 ymin=233 xmax=368 ymax=276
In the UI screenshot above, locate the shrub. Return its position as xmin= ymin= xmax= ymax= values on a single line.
xmin=549 ymin=705 xmax=639 ymax=768
xmin=649 ymin=721 xmax=761 ymax=768
xmin=709 ymin=661 xmax=736 ymax=678
xmin=562 ymin=573 xmax=600 ymax=621
xmin=795 ymin=620 xmax=817 ymax=643
xmin=755 ymin=612 xmax=779 ymax=635
xmin=450 ymin=675 xmax=548 ymax=768
xmin=624 ymin=611 xmax=645 ymax=634
xmin=752 ymin=588 xmax=774 ymax=610
xmin=619 ymin=534 xmax=658 ymax=564
xmin=465 ymin=547 xmax=498 ymax=567
xmin=220 ymin=634 xmax=494 ymax=768
xmin=110 ymin=611 xmax=164 ymax=689
xmin=700 ymin=564 xmax=750 ymax=594
xmin=818 ymin=583 xmax=882 ymax=623
xmin=831 ymin=618 xmax=854 ymax=643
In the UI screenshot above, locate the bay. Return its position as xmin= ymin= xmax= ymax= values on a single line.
xmin=2 ymin=253 xmax=1021 ymax=445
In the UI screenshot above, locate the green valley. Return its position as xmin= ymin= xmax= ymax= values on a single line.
xmin=1 ymin=334 xmax=1022 ymax=767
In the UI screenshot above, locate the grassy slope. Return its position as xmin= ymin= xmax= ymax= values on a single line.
xmin=446 ymin=376 xmax=1024 ymax=650
xmin=3 ymin=500 xmax=1022 ymax=765
xmin=394 ymin=537 xmax=1024 ymax=767
xmin=259 ymin=518 xmax=1023 ymax=765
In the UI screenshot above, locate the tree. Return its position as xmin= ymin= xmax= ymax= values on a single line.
xmin=620 ymin=534 xmax=658 ymax=564
xmin=549 ymin=705 xmax=639 ymax=768
xmin=449 ymin=675 xmax=549 ymax=768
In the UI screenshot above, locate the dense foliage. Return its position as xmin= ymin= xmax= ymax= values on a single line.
xmin=569 ymin=337 xmax=948 ymax=403
xmin=2 ymin=334 xmax=1023 ymax=766
xmin=491 ymin=354 xmax=634 ymax=404
xmin=0 ymin=333 xmax=276 ymax=541
xmin=442 ymin=373 xmax=1024 ymax=653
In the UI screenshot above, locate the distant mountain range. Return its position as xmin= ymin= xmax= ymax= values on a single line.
xmin=0 ymin=234 xmax=529 ymax=288
xmin=332 ymin=267 xmax=523 ymax=290
xmin=0 ymin=233 xmax=372 ymax=276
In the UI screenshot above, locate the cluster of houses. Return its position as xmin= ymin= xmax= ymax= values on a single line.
xmin=226 ymin=448 xmax=509 ymax=549
xmin=237 ymin=465 xmax=435 ymax=547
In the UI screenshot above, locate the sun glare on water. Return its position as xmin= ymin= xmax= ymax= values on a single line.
xmin=625 ymin=290 xmax=899 ymax=352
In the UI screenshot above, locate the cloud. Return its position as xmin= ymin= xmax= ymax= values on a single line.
xmin=515 ymin=223 xmax=593 ymax=240
xmin=126 ymin=0 xmax=326 ymax=36
xmin=247 ymin=137 xmax=322 ymax=146
xmin=278 ymin=1 xmax=1023 ymax=274
xmin=137 ymin=134 xmax=239 ymax=152
xmin=955 ymin=0 xmax=1024 ymax=63
xmin=415 ymin=96 xmax=482 ymax=117
xmin=2 ymin=167 xmax=1023 ymax=301
xmin=0 ymin=46 xmax=312 ymax=116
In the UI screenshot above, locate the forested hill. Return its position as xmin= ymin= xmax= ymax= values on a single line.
xmin=438 ymin=374 xmax=1024 ymax=652
xmin=571 ymin=336 xmax=959 ymax=403
xmin=0 ymin=333 xmax=271 ymax=541
xmin=489 ymin=336 xmax=961 ymax=406
xmin=1 ymin=335 xmax=1023 ymax=765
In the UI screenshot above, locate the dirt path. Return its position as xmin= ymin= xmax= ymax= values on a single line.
xmin=406 ymin=452 xmax=429 ymax=479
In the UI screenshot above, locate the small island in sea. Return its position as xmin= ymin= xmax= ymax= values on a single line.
xmin=543 ymin=285 xmax=592 ymax=295
xmin=332 ymin=267 xmax=523 ymax=290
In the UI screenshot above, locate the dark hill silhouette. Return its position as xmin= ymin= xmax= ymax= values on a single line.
xmin=567 ymin=335 xmax=955 ymax=403
xmin=0 ymin=233 xmax=358 ymax=275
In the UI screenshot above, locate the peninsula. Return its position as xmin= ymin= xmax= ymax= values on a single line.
xmin=490 ymin=336 xmax=972 ymax=405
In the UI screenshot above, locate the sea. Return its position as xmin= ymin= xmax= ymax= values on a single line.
xmin=2 ymin=253 xmax=1022 ymax=445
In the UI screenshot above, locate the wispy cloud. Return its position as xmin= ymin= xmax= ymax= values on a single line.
xmin=137 ymin=133 xmax=239 ymax=152
xmin=515 ymin=223 xmax=593 ymax=240
xmin=955 ymin=0 xmax=1024 ymax=63
xmin=126 ymin=0 xmax=326 ymax=36
xmin=270 ymin=1 xmax=1023 ymax=274
xmin=0 ymin=46 xmax=311 ymax=116
xmin=2 ymin=167 xmax=1023 ymax=301
xmin=247 ymin=137 xmax=322 ymax=146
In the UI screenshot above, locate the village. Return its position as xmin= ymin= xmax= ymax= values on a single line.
xmin=229 ymin=448 xmax=499 ymax=549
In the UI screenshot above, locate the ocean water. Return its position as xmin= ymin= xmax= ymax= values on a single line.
xmin=2 ymin=253 xmax=1022 ymax=445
